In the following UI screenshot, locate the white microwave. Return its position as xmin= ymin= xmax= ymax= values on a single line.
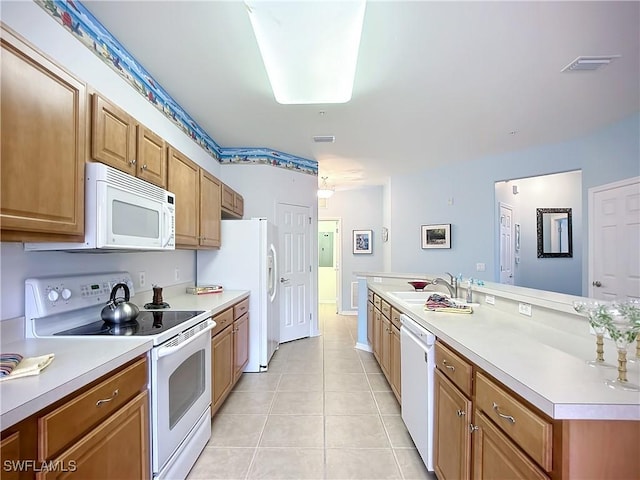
xmin=25 ymin=163 xmax=175 ymax=252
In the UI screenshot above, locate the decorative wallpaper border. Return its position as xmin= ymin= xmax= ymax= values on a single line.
xmin=35 ymin=0 xmax=318 ymax=176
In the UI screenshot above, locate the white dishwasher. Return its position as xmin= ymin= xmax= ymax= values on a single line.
xmin=400 ymin=314 xmax=436 ymax=472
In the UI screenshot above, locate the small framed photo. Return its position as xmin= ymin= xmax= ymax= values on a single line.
xmin=421 ymin=224 xmax=451 ymax=249
xmin=353 ymin=229 xmax=372 ymax=254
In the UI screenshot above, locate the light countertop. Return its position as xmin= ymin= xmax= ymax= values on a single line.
xmin=0 ymin=289 xmax=249 ymax=430
xmin=367 ymin=281 xmax=640 ymax=421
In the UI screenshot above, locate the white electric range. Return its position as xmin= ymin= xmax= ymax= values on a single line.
xmin=25 ymin=272 xmax=214 ymax=480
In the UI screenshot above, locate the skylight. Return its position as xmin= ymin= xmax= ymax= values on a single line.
xmin=246 ymin=1 xmax=366 ymax=104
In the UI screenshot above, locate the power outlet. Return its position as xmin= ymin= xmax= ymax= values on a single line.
xmin=518 ymin=302 xmax=532 ymax=316
xmin=139 ymin=272 xmax=146 ymax=288
xmin=485 ymin=294 xmax=495 ymax=305
xmin=476 ymin=262 xmax=486 ymax=272
xmin=373 ymin=277 xmax=383 ymax=283
xmin=174 ymin=268 xmax=180 ymax=281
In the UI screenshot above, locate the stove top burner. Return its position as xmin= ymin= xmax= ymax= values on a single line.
xmin=54 ymin=310 xmax=206 ymax=337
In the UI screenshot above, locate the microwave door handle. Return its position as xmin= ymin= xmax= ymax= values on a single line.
xmin=162 ymin=205 xmax=172 ymax=248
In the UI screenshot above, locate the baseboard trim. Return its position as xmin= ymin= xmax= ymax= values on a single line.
xmin=355 ymin=341 xmax=372 ymax=352
xmin=338 ymin=310 xmax=357 ymax=316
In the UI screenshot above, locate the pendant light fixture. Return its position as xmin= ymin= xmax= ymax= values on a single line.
xmin=317 ymin=176 xmax=335 ymax=198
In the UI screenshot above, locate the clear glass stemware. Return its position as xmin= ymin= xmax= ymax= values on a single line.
xmin=573 ymin=300 xmax=615 ymax=368
xmin=603 ymin=305 xmax=640 ymax=391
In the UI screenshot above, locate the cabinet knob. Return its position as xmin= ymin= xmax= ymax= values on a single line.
xmin=469 ymin=424 xmax=479 ymax=433
xmin=130 ymin=159 xmax=136 ymax=165
xmin=142 ymin=164 xmax=147 ymax=170
xmin=456 ymin=409 xmax=466 ymax=417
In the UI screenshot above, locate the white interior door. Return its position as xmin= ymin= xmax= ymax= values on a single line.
xmin=277 ymin=203 xmax=311 ymax=343
xmin=589 ymin=177 xmax=640 ymax=300
xmin=499 ymin=203 xmax=515 ymax=285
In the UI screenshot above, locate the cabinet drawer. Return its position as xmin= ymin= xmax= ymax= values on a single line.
xmin=435 ymin=342 xmax=473 ymax=397
xmin=373 ymin=294 xmax=381 ymax=310
xmin=380 ymin=300 xmax=391 ymax=319
xmin=367 ymin=290 xmax=374 ymax=304
xmin=233 ymin=298 xmax=249 ymax=320
xmin=212 ymin=308 xmax=233 ymax=337
xmin=39 ymin=357 xmax=147 ymax=461
xmin=475 ymin=372 xmax=552 ymax=471
xmin=390 ymin=307 xmax=402 ymax=329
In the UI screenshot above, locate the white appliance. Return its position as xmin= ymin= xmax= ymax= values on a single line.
xmin=24 ymin=272 xmax=214 ymax=480
xmin=400 ymin=313 xmax=436 ymax=471
xmin=25 ymin=162 xmax=175 ymax=252
xmin=197 ymin=218 xmax=279 ymax=372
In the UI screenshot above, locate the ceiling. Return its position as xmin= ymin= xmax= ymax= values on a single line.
xmin=83 ymin=1 xmax=639 ymax=191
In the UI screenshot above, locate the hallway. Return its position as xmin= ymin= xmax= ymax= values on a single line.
xmin=187 ymin=304 xmax=433 ymax=479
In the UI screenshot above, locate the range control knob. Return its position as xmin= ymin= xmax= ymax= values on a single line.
xmin=47 ymin=290 xmax=60 ymax=302
xmin=61 ymin=288 xmax=72 ymax=300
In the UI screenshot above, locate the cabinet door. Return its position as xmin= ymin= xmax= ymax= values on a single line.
xmin=0 ymin=432 xmax=20 ymax=480
xmin=37 ymin=391 xmax=149 ymax=480
xmin=91 ymin=94 xmax=136 ymax=175
xmin=221 ymin=184 xmax=235 ymax=212
xmin=199 ymin=170 xmax=221 ymax=248
xmin=390 ymin=324 xmax=402 ymax=402
xmin=381 ymin=315 xmax=392 ymax=378
xmin=434 ymin=369 xmax=472 ymax=480
xmin=472 ymin=410 xmax=549 ymax=480
xmin=233 ymin=313 xmax=249 ymax=381
xmin=373 ymin=309 xmax=382 ymax=363
xmin=167 ymin=146 xmax=199 ymax=247
xmin=234 ymin=193 xmax=244 ymax=217
xmin=211 ymin=325 xmax=234 ymax=415
xmin=367 ymin=301 xmax=374 ymax=345
xmin=136 ymin=124 xmax=166 ymax=188
xmin=1 ymin=26 xmax=86 ymax=239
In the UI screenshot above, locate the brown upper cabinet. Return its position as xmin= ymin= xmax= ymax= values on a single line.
xmin=167 ymin=146 xmax=221 ymax=249
xmin=221 ymin=184 xmax=244 ymax=219
xmin=91 ymin=93 xmax=167 ymax=189
xmin=0 ymin=25 xmax=86 ymax=242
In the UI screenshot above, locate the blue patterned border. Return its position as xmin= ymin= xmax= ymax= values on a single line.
xmin=35 ymin=0 xmax=318 ymax=176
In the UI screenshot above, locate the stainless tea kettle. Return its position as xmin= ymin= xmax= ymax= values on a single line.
xmin=101 ymin=283 xmax=140 ymax=324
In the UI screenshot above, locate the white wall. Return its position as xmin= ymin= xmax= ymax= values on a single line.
xmin=321 ymin=186 xmax=384 ymax=312
xmin=495 ymin=170 xmax=582 ymax=294
xmin=388 ymin=114 xmax=639 ymax=296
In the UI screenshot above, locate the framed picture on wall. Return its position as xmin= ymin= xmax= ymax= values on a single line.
xmin=421 ymin=224 xmax=451 ymax=249
xmin=353 ymin=230 xmax=372 ymax=254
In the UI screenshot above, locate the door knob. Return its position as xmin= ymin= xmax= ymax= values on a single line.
xmin=280 ymin=277 xmax=290 ymax=283
xmin=592 ymin=280 xmax=602 ymax=287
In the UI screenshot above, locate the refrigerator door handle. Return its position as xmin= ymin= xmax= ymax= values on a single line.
xmin=269 ymin=243 xmax=278 ymax=302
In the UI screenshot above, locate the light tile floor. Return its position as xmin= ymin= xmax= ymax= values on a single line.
xmin=187 ymin=304 xmax=435 ymax=480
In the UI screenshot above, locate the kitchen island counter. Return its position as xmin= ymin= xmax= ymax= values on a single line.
xmin=366 ymin=279 xmax=640 ymax=421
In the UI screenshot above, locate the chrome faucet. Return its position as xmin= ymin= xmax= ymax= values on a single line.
xmin=432 ymin=272 xmax=458 ymax=298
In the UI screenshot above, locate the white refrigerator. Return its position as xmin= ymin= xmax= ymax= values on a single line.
xmin=196 ymin=218 xmax=279 ymax=372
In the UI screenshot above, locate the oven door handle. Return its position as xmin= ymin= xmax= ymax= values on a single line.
xmin=156 ymin=319 xmax=215 ymax=359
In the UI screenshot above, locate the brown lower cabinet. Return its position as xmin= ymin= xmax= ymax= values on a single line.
xmin=369 ymin=290 xmax=402 ymax=403
xmin=433 ymin=339 xmax=640 ymax=480
xmin=211 ymin=297 xmax=250 ymax=416
xmin=0 ymin=356 xmax=149 ymax=480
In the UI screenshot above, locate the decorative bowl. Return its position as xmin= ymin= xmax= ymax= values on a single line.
xmin=408 ymin=281 xmax=430 ymax=291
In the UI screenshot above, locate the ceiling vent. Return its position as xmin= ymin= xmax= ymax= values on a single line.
xmin=561 ymin=55 xmax=621 ymax=72
xmin=313 ymin=135 xmax=335 ymax=143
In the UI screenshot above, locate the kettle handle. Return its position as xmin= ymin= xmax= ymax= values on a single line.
xmin=110 ymin=283 xmax=131 ymax=303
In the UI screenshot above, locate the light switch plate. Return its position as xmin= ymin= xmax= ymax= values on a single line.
xmin=485 ymin=295 xmax=495 ymax=305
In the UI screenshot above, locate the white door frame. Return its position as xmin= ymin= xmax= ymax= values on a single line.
xmin=498 ymin=202 xmax=515 ymax=285
xmin=588 ymin=176 xmax=640 ymax=298
xmin=318 ymin=217 xmax=342 ymax=313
